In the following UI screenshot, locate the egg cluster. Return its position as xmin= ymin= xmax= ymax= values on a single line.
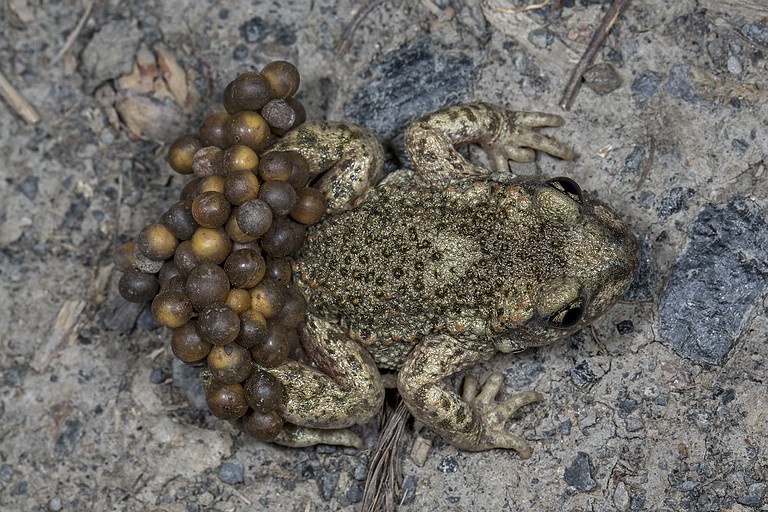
xmin=116 ymin=61 xmax=325 ymax=441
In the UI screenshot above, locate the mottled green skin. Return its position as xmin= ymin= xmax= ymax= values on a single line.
xmin=262 ymin=103 xmax=639 ymax=455
xmin=297 ymin=174 xmax=637 ymax=370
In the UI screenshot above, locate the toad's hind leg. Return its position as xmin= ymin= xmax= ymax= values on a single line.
xmin=265 ymin=121 xmax=384 ymax=214
xmin=404 ymin=103 xmax=574 ymax=187
xmin=398 ymin=334 xmax=542 ymax=457
xmin=264 ymin=313 xmax=385 ymax=448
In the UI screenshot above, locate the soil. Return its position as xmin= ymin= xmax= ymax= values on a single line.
xmin=1 ymin=1 xmax=767 ymax=511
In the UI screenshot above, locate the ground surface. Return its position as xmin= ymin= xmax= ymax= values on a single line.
xmin=1 ymin=1 xmax=767 ymax=511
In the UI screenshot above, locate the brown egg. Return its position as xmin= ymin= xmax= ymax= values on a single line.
xmin=180 ymin=177 xmax=202 ymax=201
xmin=285 ymin=97 xmax=306 ymax=128
xmin=250 ymin=279 xmax=286 ymax=319
xmin=162 ymin=275 xmax=187 ymax=294
xmin=151 ymin=290 xmax=194 ymax=328
xmin=199 ymin=111 xmax=231 ymax=149
xmin=114 ymin=240 xmax=136 ymax=272
xmin=258 ymin=180 xmax=297 ymax=216
xmin=185 ymin=263 xmax=230 ymax=311
xmin=225 ymin=71 xmax=272 ymax=113
xmin=223 ymin=170 xmax=260 ymax=206
xmin=224 ymin=249 xmax=266 ymax=289
xmin=225 ymin=288 xmax=252 ymax=314
xmin=173 ymin=240 xmax=198 ymax=277
xmin=243 ymin=370 xmax=284 ymax=413
xmin=198 ymin=301 xmax=241 ymax=345
xmin=196 ymin=175 xmax=225 ymax=195
xmin=228 ymin=111 xmax=270 ymax=151
xmin=192 ymin=191 xmax=231 ymax=228
xmin=171 ymin=320 xmax=212 ymax=364
xmin=192 ymin=146 xmax=225 ymax=177
xmin=287 ymin=152 xmax=310 ymax=188
xmin=236 ymin=199 xmax=273 ymax=237
xmin=241 ymin=409 xmax=283 ymax=441
xmin=137 ymin=223 xmax=179 ymax=261
xmin=161 ymin=200 xmax=199 ymax=241
xmin=157 ymin=261 xmax=181 ymax=289
xmin=224 ymin=212 xmax=258 ymax=244
xmin=118 ymin=271 xmax=160 ymax=303
xmin=168 ymin=134 xmax=203 ymax=174
xmin=206 ymin=382 xmax=248 ymax=420
xmin=236 ymin=308 xmax=268 ymax=349
xmin=207 ymin=343 xmax=253 ymax=384
xmin=261 ymin=99 xmax=296 ymax=135
xmin=264 ymin=258 xmax=293 ymax=283
xmin=258 ymin=152 xmax=293 ymax=182
xmin=250 ymin=322 xmax=291 ymax=368
xmin=260 ymin=217 xmax=306 ymax=257
xmin=190 ymin=227 xmax=232 ymax=265
xmin=273 ymin=284 xmax=307 ymax=328
xmin=261 ymin=61 xmax=300 ymax=99
xmin=223 ymin=144 xmax=259 ymax=174
xmin=290 ymin=187 xmax=327 ymax=225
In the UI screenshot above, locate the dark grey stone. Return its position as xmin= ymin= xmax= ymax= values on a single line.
xmin=218 ymin=461 xmax=244 ymax=485
xmin=660 ymin=199 xmax=768 ymax=364
xmin=564 ymin=452 xmax=596 ymax=491
xmin=345 ymin=37 xmax=473 ymax=141
xmin=631 ymin=71 xmax=661 ymax=108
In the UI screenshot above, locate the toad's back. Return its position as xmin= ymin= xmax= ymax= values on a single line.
xmin=294 ymin=177 xmax=608 ymax=368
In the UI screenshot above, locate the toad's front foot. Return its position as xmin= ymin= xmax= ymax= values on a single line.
xmin=461 ymin=373 xmax=542 ymax=459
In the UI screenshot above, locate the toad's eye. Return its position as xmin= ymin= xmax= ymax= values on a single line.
xmin=545 ymin=298 xmax=585 ymax=329
xmin=546 ymin=177 xmax=583 ymax=204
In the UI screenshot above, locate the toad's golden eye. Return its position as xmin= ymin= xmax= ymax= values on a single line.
xmin=545 ymin=297 xmax=585 ymax=329
xmin=241 ymin=409 xmax=284 ymax=441
xmin=244 ymin=370 xmax=284 ymax=413
xmin=546 ymin=176 xmax=583 ymax=204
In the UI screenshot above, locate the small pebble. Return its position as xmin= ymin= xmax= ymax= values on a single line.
xmin=218 ymin=461 xmax=245 ymax=484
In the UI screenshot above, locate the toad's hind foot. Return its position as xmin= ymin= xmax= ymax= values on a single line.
xmin=461 ymin=373 xmax=543 ymax=459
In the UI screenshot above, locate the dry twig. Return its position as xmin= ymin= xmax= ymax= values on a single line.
xmin=559 ymin=0 xmax=631 ymax=110
xmin=50 ymin=0 xmax=96 ymax=67
xmin=0 ymin=68 xmax=41 ymax=124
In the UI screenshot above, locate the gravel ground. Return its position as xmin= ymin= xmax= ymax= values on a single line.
xmin=1 ymin=1 xmax=767 ymax=511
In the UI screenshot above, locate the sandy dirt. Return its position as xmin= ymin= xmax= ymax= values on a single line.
xmin=1 ymin=1 xmax=767 ymax=511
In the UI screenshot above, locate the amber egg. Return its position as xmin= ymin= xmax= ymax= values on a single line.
xmin=137 ymin=223 xmax=179 ymax=261
xmin=185 ymin=263 xmax=231 ymax=311
xmin=290 ymin=187 xmax=327 ymax=225
xmin=198 ymin=301 xmax=241 ymax=345
xmin=207 ymin=343 xmax=253 ymax=384
xmin=199 ymin=111 xmax=231 ymax=149
xmin=168 ymin=134 xmax=204 ymax=174
xmin=151 ymin=290 xmax=194 ymax=328
xmin=243 ymin=370 xmax=284 ymax=413
xmin=241 ymin=409 xmax=283 ymax=441
xmin=206 ymin=382 xmax=248 ymax=420
xmin=171 ymin=320 xmax=212 ymax=364
xmin=261 ymin=61 xmax=300 ymax=99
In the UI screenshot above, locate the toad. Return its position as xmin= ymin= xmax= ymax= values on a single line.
xmin=261 ymin=103 xmax=638 ymax=457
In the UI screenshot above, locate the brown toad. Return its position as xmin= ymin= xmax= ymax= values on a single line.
xmin=260 ymin=103 xmax=638 ymax=457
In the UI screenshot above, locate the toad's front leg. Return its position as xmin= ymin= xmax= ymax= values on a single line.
xmin=404 ymin=102 xmax=574 ymax=187
xmin=398 ymin=335 xmax=542 ymax=457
